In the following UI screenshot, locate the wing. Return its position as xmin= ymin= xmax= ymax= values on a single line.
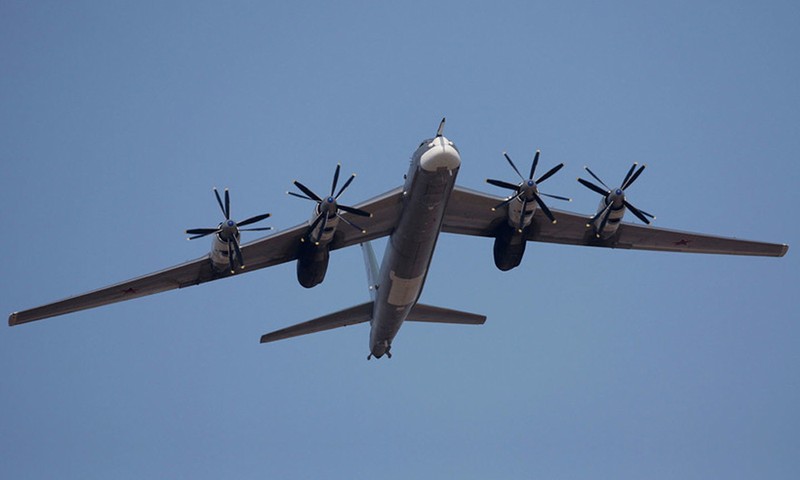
xmin=443 ymin=185 xmax=788 ymax=257
xmin=9 ymin=187 xmax=405 ymax=326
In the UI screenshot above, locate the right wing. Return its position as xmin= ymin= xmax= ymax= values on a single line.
xmin=9 ymin=187 xmax=405 ymax=326
xmin=443 ymin=185 xmax=788 ymax=257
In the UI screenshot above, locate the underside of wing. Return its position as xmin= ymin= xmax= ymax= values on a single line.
xmin=527 ymin=208 xmax=788 ymax=256
xmin=8 ymin=224 xmax=307 ymax=326
xmin=443 ymin=185 xmax=788 ymax=257
xmin=442 ymin=185 xmax=505 ymax=237
xmin=9 ymin=187 xmax=405 ymax=326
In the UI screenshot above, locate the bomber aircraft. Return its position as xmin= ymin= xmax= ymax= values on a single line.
xmin=9 ymin=119 xmax=789 ymax=359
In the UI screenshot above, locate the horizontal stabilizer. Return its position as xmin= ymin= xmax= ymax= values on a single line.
xmin=260 ymin=302 xmax=373 ymax=344
xmin=406 ymin=303 xmax=486 ymax=325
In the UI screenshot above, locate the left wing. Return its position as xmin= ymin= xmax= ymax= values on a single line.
xmin=443 ymin=185 xmax=788 ymax=257
xmin=9 ymin=187 xmax=404 ymax=326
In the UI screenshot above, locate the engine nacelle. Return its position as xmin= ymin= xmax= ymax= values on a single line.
xmin=289 ymin=164 xmax=371 ymax=287
xmin=493 ymin=224 xmax=527 ymax=271
xmin=307 ymin=206 xmax=340 ymax=247
xmin=209 ymin=229 xmax=241 ymax=271
xmin=590 ymin=198 xmax=625 ymax=239
xmin=505 ymin=197 xmax=535 ymax=232
xmin=296 ymin=240 xmax=331 ymax=288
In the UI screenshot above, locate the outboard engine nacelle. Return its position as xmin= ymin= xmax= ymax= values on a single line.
xmin=185 ymin=188 xmax=271 ymax=274
xmin=485 ymin=150 xmax=570 ymax=271
xmin=578 ymin=163 xmax=655 ymax=239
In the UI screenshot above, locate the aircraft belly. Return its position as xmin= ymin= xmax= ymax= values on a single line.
xmin=370 ymin=166 xmax=459 ymax=352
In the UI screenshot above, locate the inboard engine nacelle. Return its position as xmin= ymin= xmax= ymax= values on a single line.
xmin=485 ymin=150 xmax=570 ymax=271
xmin=289 ymin=164 xmax=372 ymax=288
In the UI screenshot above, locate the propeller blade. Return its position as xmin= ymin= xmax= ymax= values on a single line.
xmin=240 ymin=227 xmax=273 ymax=232
xmin=288 ymin=191 xmax=314 ymax=201
xmin=533 ymin=193 xmax=556 ymax=223
xmin=535 ymin=162 xmax=564 ymax=184
xmin=492 ymin=196 xmax=517 ymax=211
xmin=293 ymin=181 xmax=322 ymax=202
xmin=227 ymin=241 xmax=235 ymax=274
xmin=624 ymin=200 xmax=652 ymax=225
xmin=584 ymin=166 xmax=611 ymax=190
xmin=238 ymin=213 xmax=271 ymax=227
xmin=486 ymin=178 xmax=520 ymax=191
xmin=528 ymin=150 xmax=540 ymax=180
xmin=503 ymin=152 xmax=525 ymax=181
xmin=188 ymin=232 xmax=217 ymax=240
xmin=315 ymin=213 xmax=329 ymax=244
xmin=578 ymin=178 xmax=610 ymax=196
xmin=224 ymin=189 xmax=231 ymax=220
xmin=621 ymin=163 xmax=638 ymax=190
xmin=639 ymin=209 xmax=656 ymax=219
xmin=337 ymin=204 xmax=371 ymax=217
xmin=334 ymin=174 xmax=356 ymax=200
xmin=436 ymin=117 xmax=446 ymax=137
xmin=232 ymin=237 xmax=244 ymax=268
xmin=540 ymin=192 xmax=571 ymax=202
xmin=622 ymin=164 xmax=646 ymax=190
xmin=330 ymin=164 xmax=341 ymax=197
xmin=186 ymin=228 xmax=219 ymax=236
xmin=336 ymin=213 xmax=366 ymax=233
xmin=517 ymin=198 xmax=528 ymax=232
xmin=214 ymin=188 xmax=227 ymax=218
xmin=308 ymin=211 xmax=325 ymax=231
xmin=596 ymin=203 xmax=614 ymax=237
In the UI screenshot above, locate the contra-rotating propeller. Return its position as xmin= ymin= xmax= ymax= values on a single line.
xmin=486 ymin=150 xmax=571 ymax=231
xmin=186 ymin=188 xmax=272 ymax=273
xmin=577 ymin=162 xmax=656 ymax=234
xmin=289 ymin=164 xmax=372 ymax=244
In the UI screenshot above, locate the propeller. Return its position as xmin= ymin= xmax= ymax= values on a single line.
xmin=577 ymin=163 xmax=656 ymax=235
xmin=186 ymin=188 xmax=272 ymax=273
xmin=486 ymin=150 xmax=571 ymax=231
xmin=289 ymin=164 xmax=372 ymax=244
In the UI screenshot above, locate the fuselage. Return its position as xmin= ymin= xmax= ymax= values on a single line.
xmin=368 ymin=134 xmax=461 ymax=358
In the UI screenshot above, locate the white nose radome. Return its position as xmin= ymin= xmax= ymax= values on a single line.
xmin=420 ymin=136 xmax=461 ymax=172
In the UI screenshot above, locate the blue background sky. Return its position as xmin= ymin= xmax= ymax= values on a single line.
xmin=1 ymin=1 xmax=798 ymax=478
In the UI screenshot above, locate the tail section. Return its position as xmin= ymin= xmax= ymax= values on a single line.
xmin=260 ymin=302 xmax=372 ymax=344
xmin=407 ymin=303 xmax=486 ymax=325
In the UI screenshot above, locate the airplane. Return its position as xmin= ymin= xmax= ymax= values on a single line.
xmin=8 ymin=119 xmax=789 ymax=359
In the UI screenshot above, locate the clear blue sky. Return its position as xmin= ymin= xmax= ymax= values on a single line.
xmin=1 ymin=1 xmax=798 ymax=478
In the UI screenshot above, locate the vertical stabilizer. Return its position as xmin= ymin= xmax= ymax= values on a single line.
xmin=360 ymin=242 xmax=380 ymax=301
